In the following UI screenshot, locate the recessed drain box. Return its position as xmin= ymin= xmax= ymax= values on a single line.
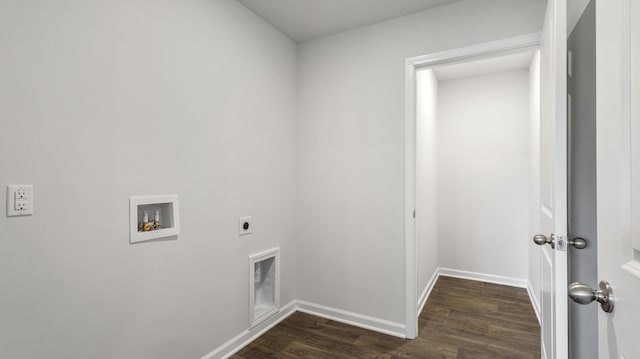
xmin=249 ymin=248 xmax=280 ymax=328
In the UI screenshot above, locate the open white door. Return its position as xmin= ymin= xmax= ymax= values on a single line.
xmin=595 ymin=1 xmax=640 ymax=359
xmin=535 ymin=1 xmax=568 ymax=358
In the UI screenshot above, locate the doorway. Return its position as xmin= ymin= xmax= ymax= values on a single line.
xmin=404 ymin=34 xmax=542 ymax=338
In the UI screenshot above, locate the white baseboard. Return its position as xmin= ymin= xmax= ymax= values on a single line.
xmin=202 ymin=299 xmax=406 ymax=358
xmin=526 ymin=281 xmax=541 ymax=324
xmin=204 ymin=269 xmax=538 ymax=358
xmin=437 ymin=267 xmax=529 ymax=288
xmin=200 ymin=300 xmax=297 ymax=359
xmin=417 ymin=268 xmax=531 ymax=318
xmin=296 ymin=300 xmax=406 ymax=338
xmin=417 ymin=269 xmax=439 ymax=315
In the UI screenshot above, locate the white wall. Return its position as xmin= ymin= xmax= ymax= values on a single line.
xmin=0 ymin=1 xmax=297 ymax=358
xmin=437 ymin=70 xmax=530 ymax=280
xmin=528 ymin=51 xmax=543 ymax=314
xmin=297 ymin=0 xmax=546 ymax=325
xmin=0 ymin=0 xmax=548 ymax=354
xmin=416 ymin=69 xmax=439 ymax=302
xmin=568 ymin=0 xmax=591 ymax=34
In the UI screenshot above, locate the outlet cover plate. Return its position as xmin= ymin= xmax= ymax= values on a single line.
xmin=238 ymin=216 xmax=252 ymax=236
xmin=7 ymin=185 xmax=34 ymax=217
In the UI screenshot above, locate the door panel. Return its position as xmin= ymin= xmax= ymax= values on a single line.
xmin=538 ymin=1 xmax=568 ymax=358
xmin=541 ymin=248 xmax=554 ymax=358
xmin=632 ymin=0 xmax=640 ymax=255
xmin=596 ymin=1 xmax=640 ymax=359
xmin=567 ymin=2 xmax=598 ymax=358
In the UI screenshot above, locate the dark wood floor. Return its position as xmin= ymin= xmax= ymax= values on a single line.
xmin=232 ymin=276 xmax=541 ymax=359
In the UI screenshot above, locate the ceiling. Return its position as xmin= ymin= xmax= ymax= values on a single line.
xmin=433 ymin=50 xmax=537 ymax=81
xmin=237 ymin=0 xmax=459 ymax=42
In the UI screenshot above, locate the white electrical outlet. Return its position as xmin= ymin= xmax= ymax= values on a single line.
xmin=238 ymin=216 xmax=252 ymax=236
xmin=15 ymin=189 xmax=26 ymax=200
xmin=7 ymin=185 xmax=33 ymax=217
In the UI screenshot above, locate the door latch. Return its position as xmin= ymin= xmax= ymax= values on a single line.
xmin=555 ymin=235 xmax=567 ymax=251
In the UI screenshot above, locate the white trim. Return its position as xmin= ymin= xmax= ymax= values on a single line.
xmin=437 ymin=267 xmax=529 ymax=288
xmin=547 ymin=1 xmax=570 ymax=358
xmin=527 ymin=281 xmax=542 ymax=324
xmin=436 ymin=268 xmax=540 ymax=323
xmin=406 ymin=32 xmax=541 ymax=69
xmin=297 ymin=300 xmax=406 ymax=338
xmin=404 ymin=32 xmax=541 ymax=341
xmin=203 ymin=269 xmax=540 ymax=359
xmin=200 ymin=300 xmax=297 ymax=359
xmin=620 ymin=0 xmax=633 ymax=256
xmin=622 ymin=260 xmax=640 ymax=279
xmin=404 ymin=51 xmax=418 ymax=339
xmin=417 ymin=269 xmax=439 ymax=316
xmin=202 ymin=300 xmax=406 ymax=359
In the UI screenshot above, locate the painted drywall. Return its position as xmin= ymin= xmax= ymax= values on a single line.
xmin=238 ymin=0 xmax=458 ymax=42
xmin=0 ymin=1 xmax=297 ymax=358
xmin=415 ymin=69 xmax=439 ymax=302
xmin=568 ymin=0 xmax=591 ymax=34
xmin=437 ymin=70 xmax=530 ymax=280
xmin=297 ymin=0 xmax=546 ymax=324
xmin=528 ymin=51 xmax=543 ymax=315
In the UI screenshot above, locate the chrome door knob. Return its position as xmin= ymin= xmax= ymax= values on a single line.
xmin=568 ymin=237 xmax=588 ymax=249
xmin=533 ymin=234 xmax=555 ymax=249
xmin=568 ymin=281 xmax=614 ymax=313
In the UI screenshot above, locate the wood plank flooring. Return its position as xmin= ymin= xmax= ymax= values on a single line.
xmin=232 ymin=276 xmax=541 ymax=358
